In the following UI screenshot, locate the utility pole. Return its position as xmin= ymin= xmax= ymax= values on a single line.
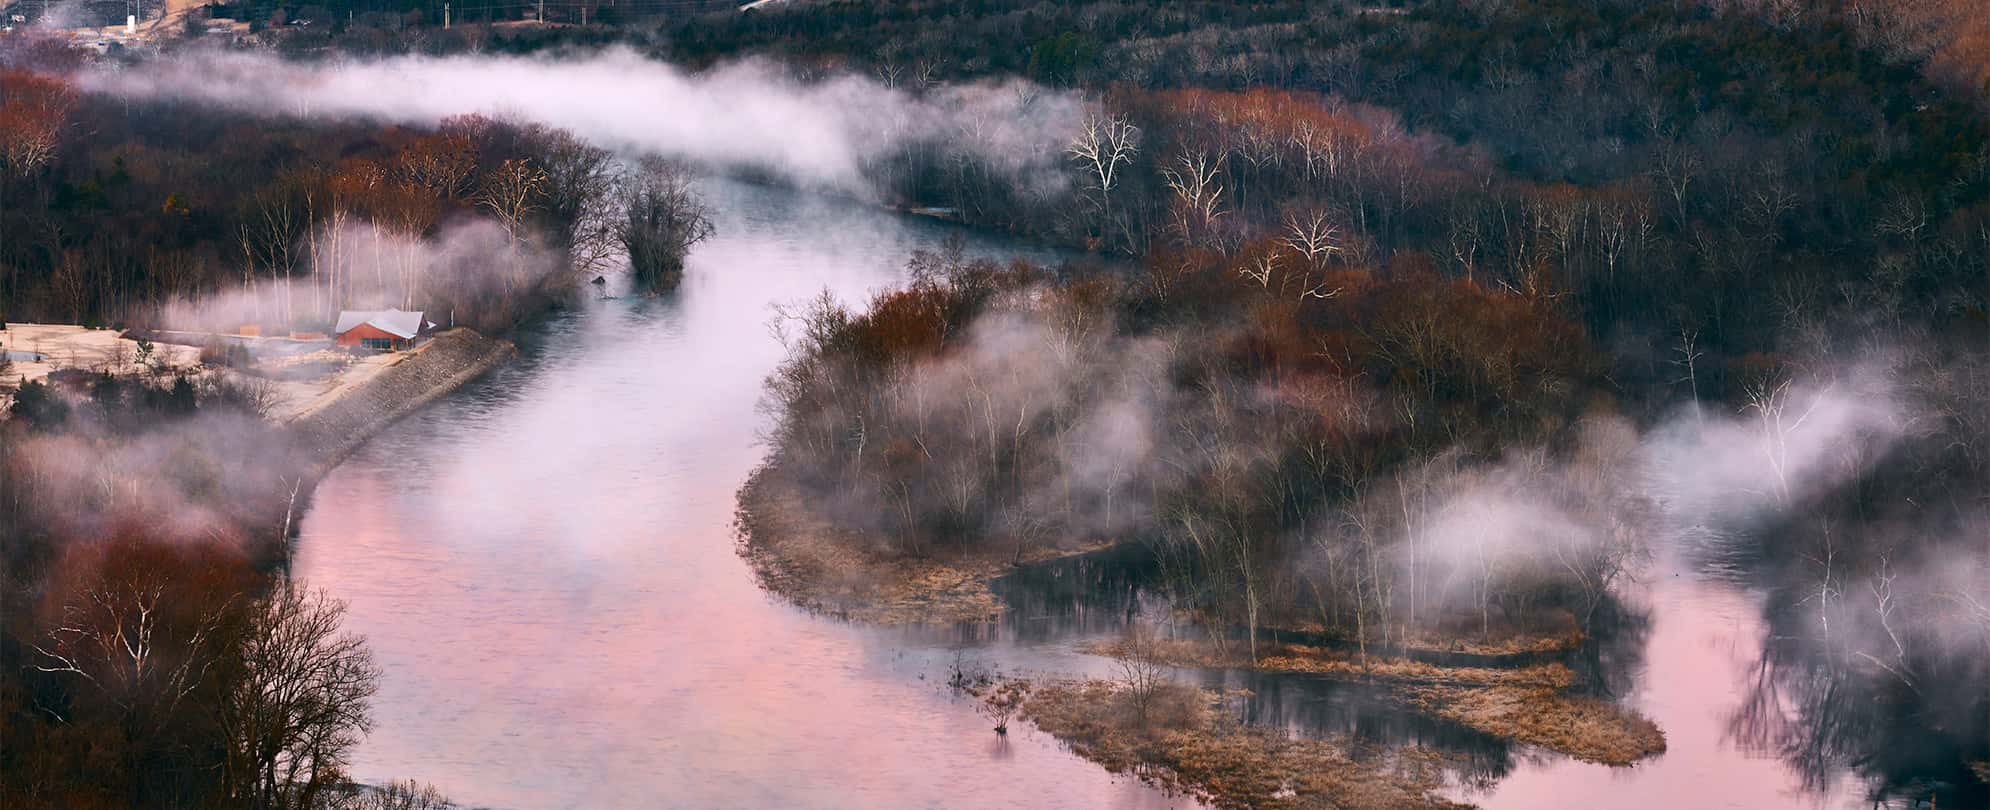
xmin=443 ymin=2 xmax=449 ymax=28
xmin=536 ymin=0 xmax=543 ymax=23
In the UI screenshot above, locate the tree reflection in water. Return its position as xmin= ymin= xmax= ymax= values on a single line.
xmin=969 ymin=543 xmax=1663 ymax=796
xmin=1729 ymin=600 xmax=1990 ymax=807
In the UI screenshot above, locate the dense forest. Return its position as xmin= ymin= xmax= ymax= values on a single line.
xmin=2 ymin=0 xmax=1988 ymax=805
xmin=717 ymin=0 xmax=1990 ymax=800
xmin=666 ymin=0 xmax=1990 ymax=361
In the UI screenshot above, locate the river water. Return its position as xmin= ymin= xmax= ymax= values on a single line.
xmin=295 ymin=180 xmax=1191 ymax=809
xmin=298 ymin=180 xmax=1901 ymax=808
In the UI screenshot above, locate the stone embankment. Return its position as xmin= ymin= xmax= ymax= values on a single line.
xmin=290 ymin=328 xmax=515 ymax=472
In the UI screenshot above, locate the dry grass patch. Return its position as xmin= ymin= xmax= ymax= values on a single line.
xmin=1253 ymin=648 xmax=1574 ymax=689
xmin=1082 ymin=637 xmax=1663 ymax=766
xmin=1402 ymin=685 xmax=1664 ymax=766
xmin=1084 ymin=638 xmax=1575 ymax=689
xmin=1268 ymin=618 xmax=1585 ymax=660
xmin=1019 ymin=679 xmax=1470 ymax=810
xmin=1395 ymin=627 xmax=1586 ymax=657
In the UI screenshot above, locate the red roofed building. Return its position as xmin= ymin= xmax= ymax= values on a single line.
xmin=334 ymin=309 xmax=434 ymax=351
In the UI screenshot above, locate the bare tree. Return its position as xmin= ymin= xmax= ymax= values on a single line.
xmin=1594 ymin=191 xmax=1652 ymax=292
xmin=1066 ymin=112 xmax=1139 ymax=246
xmin=1671 ymin=326 xmax=1704 ymax=403
xmin=394 ymin=137 xmax=476 ymax=205
xmin=1797 ymin=522 xmax=1842 ymax=642
xmin=216 ymin=587 xmax=379 ymax=810
xmin=530 ymin=128 xmax=618 ymax=257
xmin=977 ymin=680 xmax=1030 ymax=735
xmin=476 ymin=159 xmax=547 ymax=246
xmin=1651 ymin=143 xmax=1701 ymax=225
xmin=32 ymin=578 xmax=231 ymax=731
xmin=1282 ymin=208 xmax=1344 ymax=269
xmin=1744 ymin=377 xmax=1827 ymax=505
xmin=0 ymin=71 xmax=77 ymax=177
xmin=1110 ymin=624 xmax=1168 ymax=725
xmin=239 ymin=182 xmax=307 ymax=326
xmin=207 ymin=373 xmax=282 ymax=419
xmin=914 ymin=58 xmax=948 ymax=90
xmin=51 ymin=249 xmax=92 ymax=323
xmin=323 ymin=779 xmax=454 ymax=810
xmin=1875 ymin=192 xmax=1931 ymax=244
xmin=616 ymin=157 xmax=715 ymax=292
xmin=1868 ymin=554 xmax=1909 ymax=657
xmin=1161 ymin=148 xmax=1227 ymax=246
xmin=1237 ymin=247 xmax=1282 ymax=290
xmin=1741 ymin=161 xmax=1799 ymax=245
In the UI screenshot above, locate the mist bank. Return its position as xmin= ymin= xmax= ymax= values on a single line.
xmin=81 ymin=47 xmax=1084 ymax=207
xmin=7 ymin=42 xmax=1084 ymax=329
xmin=1711 ymin=341 xmax=1990 ymax=803
xmin=154 ymin=218 xmax=568 ymax=335
xmin=3 ymin=51 xmax=727 ymax=333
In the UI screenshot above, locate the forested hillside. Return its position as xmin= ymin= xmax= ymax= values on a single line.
xmin=2 ymin=0 xmax=1986 ymax=806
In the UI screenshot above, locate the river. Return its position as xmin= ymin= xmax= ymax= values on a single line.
xmin=297 ymin=179 xmax=1908 ymax=808
xmin=295 ymin=180 xmax=1191 ymax=809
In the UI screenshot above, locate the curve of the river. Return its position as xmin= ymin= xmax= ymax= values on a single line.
xmin=298 ymin=179 xmax=1888 ymax=809
xmin=297 ymin=180 xmax=1189 ymax=809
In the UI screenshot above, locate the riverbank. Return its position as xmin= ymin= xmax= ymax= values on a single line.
xmin=740 ymin=464 xmax=1665 ymax=804
xmin=1078 ymin=638 xmax=1664 ymax=766
xmin=997 ymin=678 xmax=1469 ymax=810
xmin=964 ymin=655 xmax=1656 ymax=810
xmin=289 ymin=328 xmax=516 ymax=473
xmin=735 ymin=466 xmax=1115 ymax=624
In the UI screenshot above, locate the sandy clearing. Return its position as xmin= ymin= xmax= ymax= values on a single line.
xmin=1 ymin=322 xmax=412 ymax=425
xmin=1 ymin=323 xmax=202 ymax=384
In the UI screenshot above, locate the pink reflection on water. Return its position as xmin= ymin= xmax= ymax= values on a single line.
xmin=296 ymin=182 xmax=1199 ymax=809
xmin=1467 ymin=571 xmax=1866 ymax=809
xmin=301 ymin=407 xmax=1191 ymax=809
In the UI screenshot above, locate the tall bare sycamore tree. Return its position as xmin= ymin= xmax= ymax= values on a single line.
xmin=1066 ymin=111 xmax=1139 ymax=251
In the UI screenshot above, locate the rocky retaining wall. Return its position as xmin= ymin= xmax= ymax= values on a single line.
xmin=290 ymin=328 xmax=515 ymax=474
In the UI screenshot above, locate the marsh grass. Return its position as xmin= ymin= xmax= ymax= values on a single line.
xmin=1082 ymin=638 xmax=1665 ymax=766
xmin=1020 ymin=679 xmax=1471 ymax=810
xmin=742 ymin=472 xmax=1663 ymax=767
xmin=1401 ymin=686 xmax=1664 ymax=766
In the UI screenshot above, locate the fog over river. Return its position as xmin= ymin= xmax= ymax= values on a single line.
xmin=296 ymin=179 xmax=1890 ymax=809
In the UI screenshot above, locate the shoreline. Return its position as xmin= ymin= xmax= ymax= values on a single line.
xmin=1080 ymin=637 xmax=1665 ymax=767
xmin=287 ymin=327 xmax=517 ymax=479
xmin=738 ymin=467 xmax=1667 ymax=807
xmin=1002 ymin=677 xmax=1470 ymax=810
xmin=259 ymin=327 xmax=515 ymax=568
xmin=734 ymin=464 xmax=1118 ymax=625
